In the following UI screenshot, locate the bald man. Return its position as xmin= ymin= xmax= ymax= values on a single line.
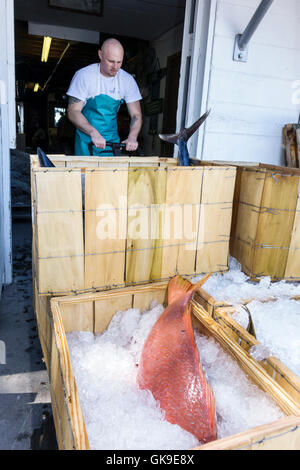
xmin=67 ymin=38 xmax=142 ymax=156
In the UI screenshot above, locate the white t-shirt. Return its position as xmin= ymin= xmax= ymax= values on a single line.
xmin=66 ymin=63 xmax=142 ymax=104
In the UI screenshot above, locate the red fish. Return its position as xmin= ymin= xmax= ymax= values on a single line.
xmin=137 ymin=274 xmax=217 ymax=444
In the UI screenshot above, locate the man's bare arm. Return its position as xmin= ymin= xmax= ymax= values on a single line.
xmin=67 ymin=97 xmax=106 ymax=149
xmin=122 ymin=101 xmax=142 ymax=151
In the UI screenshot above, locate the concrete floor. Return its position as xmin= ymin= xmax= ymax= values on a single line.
xmin=0 ymin=218 xmax=57 ymax=450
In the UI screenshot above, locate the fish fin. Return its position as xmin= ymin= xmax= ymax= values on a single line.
xmin=159 ymin=132 xmax=181 ymax=145
xmin=37 ymin=147 xmax=55 ymax=167
xmin=184 ymin=109 xmax=211 ymax=141
xmin=159 ymin=110 xmax=211 ymax=145
xmin=168 ymin=275 xmax=193 ymax=305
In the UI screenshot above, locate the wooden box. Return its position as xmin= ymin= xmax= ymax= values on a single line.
xmin=230 ymin=163 xmax=300 ymax=281
xmin=49 ymin=282 xmax=300 ymax=450
xmin=193 ymin=286 xmax=300 ymax=407
xmin=31 ymin=155 xmax=236 ymax=295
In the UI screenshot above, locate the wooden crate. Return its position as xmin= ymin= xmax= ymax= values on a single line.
xmin=193 ymin=286 xmax=300 ymax=406
xmin=31 ymin=155 xmax=236 ymax=295
xmin=230 ymin=163 xmax=300 ymax=281
xmin=49 ymin=282 xmax=300 ymax=450
xmin=212 ymin=304 xmax=300 ymax=407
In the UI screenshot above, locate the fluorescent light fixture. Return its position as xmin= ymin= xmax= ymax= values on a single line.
xmin=41 ymin=36 xmax=52 ymax=62
xmin=33 ymin=83 xmax=40 ymax=92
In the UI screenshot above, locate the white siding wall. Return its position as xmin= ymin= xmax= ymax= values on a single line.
xmin=0 ymin=0 xmax=15 ymax=294
xmin=197 ymin=0 xmax=300 ymax=164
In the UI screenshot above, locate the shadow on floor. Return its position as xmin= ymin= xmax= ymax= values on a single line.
xmin=0 ymin=219 xmax=58 ymax=450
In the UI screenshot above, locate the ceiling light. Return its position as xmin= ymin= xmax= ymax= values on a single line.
xmin=33 ymin=83 xmax=40 ymax=92
xmin=41 ymin=36 xmax=52 ymax=62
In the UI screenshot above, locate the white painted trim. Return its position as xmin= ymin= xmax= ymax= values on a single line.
xmin=196 ymin=0 xmax=218 ymax=159
xmin=0 ymin=0 xmax=13 ymax=287
xmin=7 ymin=0 xmax=16 ymax=149
xmin=175 ymin=0 xmax=218 ymax=160
xmin=175 ymin=0 xmax=194 ymax=158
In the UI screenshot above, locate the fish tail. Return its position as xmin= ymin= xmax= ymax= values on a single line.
xmin=168 ymin=273 xmax=211 ymax=305
xmin=168 ymin=275 xmax=193 ymax=304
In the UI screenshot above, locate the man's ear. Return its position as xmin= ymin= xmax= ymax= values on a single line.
xmin=98 ymin=49 xmax=102 ymax=61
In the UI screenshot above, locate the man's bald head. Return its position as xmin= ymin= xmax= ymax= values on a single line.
xmin=98 ymin=38 xmax=124 ymax=77
xmin=101 ymin=38 xmax=124 ymax=54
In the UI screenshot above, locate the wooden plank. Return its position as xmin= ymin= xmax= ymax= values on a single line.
xmin=261 ymin=357 xmax=300 ymax=406
xmin=285 ymin=180 xmax=300 ymax=279
xmin=132 ymin=288 xmax=167 ymax=311
xmin=197 ymin=416 xmax=300 ymax=450
xmin=160 ymin=167 xmax=203 ymax=278
xmin=296 ymin=128 xmax=300 ymax=168
xmin=126 ymin=168 xmax=167 ymax=284
xmin=231 ymin=168 xmax=266 ymax=274
xmin=196 ymin=167 xmax=236 ymax=273
xmin=253 ymin=172 xmax=299 ymax=279
xmin=84 ymin=167 xmax=129 ymax=290
xmin=213 ymin=307 xmax=258 ymax=350
xmin=51 ymin=299 xmax=90 ymax=449
xmin=94 ymin=295 xmax=133 ymax=334
xmin=283 ymin=125 xmax=293 ymax=167
xmin=34 ymin=170 xmax=84 ymax=294
xmin=60 ymin=301 xmax=94 ymax=334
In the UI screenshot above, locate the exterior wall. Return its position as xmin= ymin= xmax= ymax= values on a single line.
xmin=197 ymin=0 xmax=300 ymax=164
xmin=0 ymin=0 xmax=15 ymax=294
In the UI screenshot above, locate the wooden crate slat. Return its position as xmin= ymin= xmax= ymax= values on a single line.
xmin=84 ymin=167 xmax=129 ymax=289
xmin=231 ymin=168 xmax=266 ymax=273
xmin=35 ymin=170 xmax=84 ymax=294
xmin=196 ymin=167 xmax=236 ymax=273
xmin=253 ymin=173 xmax=299 ymax=278
xmin=160 ymin=168 xmax=203 ymax=278
xmin=94 ymin=294 xmax=133 ymax=334
xmin=285 ymin=182 xmax=300 ymax=278
xmin=197 ymin=416 xmax=300 ymax=450
xmin=125 ymin=168 xmax=167 ymax=284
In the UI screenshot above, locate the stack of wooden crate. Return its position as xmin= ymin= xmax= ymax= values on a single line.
xmin=283 ymin=123 xmax=300 ymax=168
xmin=230 ymin=163 xmax=300 ymax=281
xmin=31 ymin=155 xmax=300 ymax=450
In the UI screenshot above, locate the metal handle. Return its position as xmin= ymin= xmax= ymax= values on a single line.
xmin=88 ymin=141 xmax=143 ymax=156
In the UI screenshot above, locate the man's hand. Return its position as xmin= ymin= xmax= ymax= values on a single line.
xmin=122 ymin=137 xmax=138 ymax=152
xmin=90 ymin=129 xmax=106 ymax=150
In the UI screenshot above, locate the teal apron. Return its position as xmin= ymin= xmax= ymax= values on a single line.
xmin=75 ymin=68 xmax=123 ymax=156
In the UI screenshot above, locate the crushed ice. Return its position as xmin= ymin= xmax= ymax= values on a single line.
xmin=193 ymin=256 xmax=300 ymax=378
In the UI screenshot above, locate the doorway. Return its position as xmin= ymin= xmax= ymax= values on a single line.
xmin=160 ymin=51 xmax=182 ymax=157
